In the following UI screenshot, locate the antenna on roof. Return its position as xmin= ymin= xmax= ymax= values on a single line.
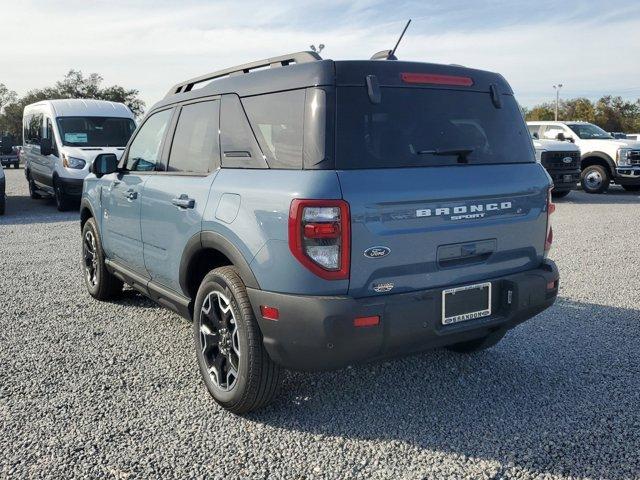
xmin=370 ymin=19 xmax=411 ymax=61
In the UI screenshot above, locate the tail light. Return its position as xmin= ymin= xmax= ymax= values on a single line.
xmin=544 ymin=187 xmax=555 ymax=255
xmin=288 ymin=199 xmax=350 ymax=280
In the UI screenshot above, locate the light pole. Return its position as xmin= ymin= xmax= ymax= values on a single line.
xmin=553 ymin=84 xmax=563 ymax=121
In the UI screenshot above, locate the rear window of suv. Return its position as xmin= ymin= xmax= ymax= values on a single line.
xmin=336 ymin=87 xmax=534 ymax=169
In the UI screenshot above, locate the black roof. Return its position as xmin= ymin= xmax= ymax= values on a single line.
xmin=150 ymin=51 xmax=513 ymax=112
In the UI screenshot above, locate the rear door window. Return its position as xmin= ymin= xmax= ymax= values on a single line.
xmin=242 ymin=90 xmax=305 ymax=169
xmin=220 ymin=94 xmax=267 ymax=169
xmin=168 ymin=100 xmax=220 ymax=174
xmin=336 ymin=87 xmax=535 ymax=169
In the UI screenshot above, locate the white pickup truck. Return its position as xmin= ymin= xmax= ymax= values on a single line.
xmin=528 ymin=121 xmax=640 ymax=193
xmin=530 ymin=137 xmax=581 ymax=198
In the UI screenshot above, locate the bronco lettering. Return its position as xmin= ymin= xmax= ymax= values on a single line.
xmin=417 ymin=201 xmax=512 ymax=218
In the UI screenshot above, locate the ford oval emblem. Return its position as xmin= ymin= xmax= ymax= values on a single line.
xmin=364 ymin=246 xmax=391 ymax=258
xmin=562 ymin=156 xmax=573 ymax=164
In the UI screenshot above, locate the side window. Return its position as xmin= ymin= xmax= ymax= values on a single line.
xmin=242 ymin=90 xmax=305 ymax=169
xmin=45 ymin=118 xmax=58 ymax=156
xmin=23 ymin=115 xmax=31 ymax=145
xmin=167 ymin=100 xmax=220 ymax=174
xmin=125 ymin=109 xmax=173 ymax=172
xmin=542 ymin=125 xmax=566 ymax=141
xmin=219 ymin=94 xmax=267 ymax=169
xmin=527 ymin=125 xmax=541 ymax=139
xmin=25 ymin=113 xmax=43 ymax=145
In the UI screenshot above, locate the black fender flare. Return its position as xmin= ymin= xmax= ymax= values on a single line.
xmin=580 ymin=151 xmax=616 ymax=175
xmin=79 ymin=198 xmax=97 ymax=230
xmin=179 ymin=231 xmax=260 ymax=295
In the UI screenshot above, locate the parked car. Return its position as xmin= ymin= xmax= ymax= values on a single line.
xmin=625 ymin=133 xmax=640 ymax=141
xmin=81 ymin=51 xmax=559 ymax=414
xmin=0 ymin=136 xmax=20 ymax=169
xmin=530 ymin=134 xmax=581 ymax=198
xmin=22 ymin=99 xmax=136 ymax=210
xmin=0 ymin=165 xmax=5 ymax=215
xmin=528 ymin=121 xmax=640 ymax=193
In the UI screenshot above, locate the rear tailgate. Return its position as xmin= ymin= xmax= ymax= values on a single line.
xmin=339 ymin=163 xmax=550 ymax=297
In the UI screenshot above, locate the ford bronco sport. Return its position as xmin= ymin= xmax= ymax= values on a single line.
xmin=81 ymin=52 xmax=559 ymax=414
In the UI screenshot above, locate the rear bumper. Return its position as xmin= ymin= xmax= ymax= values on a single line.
xmin=249 ymin=260 xmax=559 ymax=371
xmin=0 ymin=156 xmax=19 ymax=166
xmin=58 ymin=176 xmax=84 ymax=197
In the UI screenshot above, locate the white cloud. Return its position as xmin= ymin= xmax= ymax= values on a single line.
xmin=1 ymin=0 xmax=639 ymax=110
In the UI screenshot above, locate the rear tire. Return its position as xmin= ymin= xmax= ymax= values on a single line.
xmin=445 ymin=330 xmax=506 ymax=353
xmin=622 ymin=185 xmax=640 ymax=192
xmin=0 ymin=193 xmax=5 ymax=215
xmin=81 ymin=217 xmax=123 ymax=300
xmin=13 ymin=163 xmax=19 ymax=169
xmin=27 ymin=172 xmax=42 ymax=199
xmin=193 ymin=266 xmax=281 ymax=414
xmin=580 ymin=165 xmax=610 ymax=194
xmin=54 ymin=178 xmax=74 ymax=211
xmin=551 ymin=190 xmax=571 ymax=199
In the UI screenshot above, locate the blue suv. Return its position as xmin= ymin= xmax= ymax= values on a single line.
xmin=81 ymin=52 xmax=559 ymax=414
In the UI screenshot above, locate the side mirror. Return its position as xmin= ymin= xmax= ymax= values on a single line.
xmin=555 ymin=132 xmax=566 ymax=141
xmin=92 ymin=153 xmax=118 ymax=178
xmin=40 ymin=138 xmax=52 ymax=156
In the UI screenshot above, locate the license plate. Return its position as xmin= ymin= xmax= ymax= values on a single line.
xmin=563 ymin=174 xmax=573 ymax=182
xmin=441 ymin=282 xmax=491 ymax=325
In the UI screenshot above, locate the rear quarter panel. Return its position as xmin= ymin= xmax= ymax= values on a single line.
xmin=202 ymin=169 xmax=348 ymax=295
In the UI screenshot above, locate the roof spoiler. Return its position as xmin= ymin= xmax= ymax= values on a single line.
xmin=164 ymin=51 xmax=322 ymax=98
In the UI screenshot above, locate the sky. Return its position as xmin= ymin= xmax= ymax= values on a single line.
xmin=2 ymin=0 xmax=640 ymax=112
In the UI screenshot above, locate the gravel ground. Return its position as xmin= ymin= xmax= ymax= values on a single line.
xmin=1 ymin=166 xmax=639 ymax=480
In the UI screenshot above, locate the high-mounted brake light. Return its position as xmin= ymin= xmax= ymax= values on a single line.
xmin=289 ymin=199 xmax=350 ymax=280
xmin=354 ymin=316 xmax=380 ymax=327
xmin=401 ymin=72 xmax=474 ymax=87
xmin=544 ymin=188 xmax=555 ymax=255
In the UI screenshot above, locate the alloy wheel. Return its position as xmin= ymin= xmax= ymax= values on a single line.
xmin=83 ymin=230 xmax=98 ymax=288
xmin=199 ymin=291 xmax=240 ymax=391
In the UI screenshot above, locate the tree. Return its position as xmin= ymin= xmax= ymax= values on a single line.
xmin=526 ymin=96 xmax=640 ymax=133
xmin=562 ymin=98 xmax=595 ymax=123
xmin=0 ymin=84 xmax=17 ymax=113
xmin=55 ymin=70 xmax=103 ymax=99
xmin=0 ymin=71 xmax=145 ymax=138
xmin=99 ymin=85 xmax=145 ymax=117
xmin=526 ymin=103 xmax=556 ymax=121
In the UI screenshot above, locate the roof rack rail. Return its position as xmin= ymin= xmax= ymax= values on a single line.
xmin=165 ymin=51 xmax=322 ymax=98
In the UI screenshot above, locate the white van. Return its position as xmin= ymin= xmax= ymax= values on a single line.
xmin=22 ymin=99 xmax=136 ymax=210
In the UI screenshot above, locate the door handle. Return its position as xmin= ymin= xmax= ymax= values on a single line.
xmin=172 ymin=194 xmax=195 ymax=209
xmin=124 ymin=190 xmax=138 ymax=201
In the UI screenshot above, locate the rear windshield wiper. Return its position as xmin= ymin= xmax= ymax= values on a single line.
xmin=416 ymin=148 xmax=474 ymax=163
